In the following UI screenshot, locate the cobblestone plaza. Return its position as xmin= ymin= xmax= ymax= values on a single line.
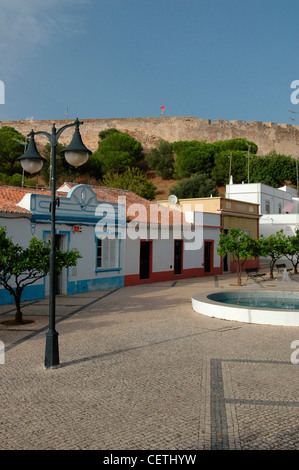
xmin=0 ymin=273 xmax=298 ymax=450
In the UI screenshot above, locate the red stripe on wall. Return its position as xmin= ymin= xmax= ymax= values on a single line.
xmin=124 ymin=266 xmax=222 ymax=286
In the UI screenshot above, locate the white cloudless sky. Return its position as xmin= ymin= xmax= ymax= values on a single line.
xmin=1 ymin=0 xmax=299 ymax=124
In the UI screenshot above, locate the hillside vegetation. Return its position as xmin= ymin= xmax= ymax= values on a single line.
xmin=0 ymin=126 xmax=298 ymax=200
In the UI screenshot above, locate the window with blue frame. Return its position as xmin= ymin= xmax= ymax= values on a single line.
xmin=96 ymin=236 xmax=118 ymax=270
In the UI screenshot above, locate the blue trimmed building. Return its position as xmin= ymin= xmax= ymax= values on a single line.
xmin=0 ymin=182 xmax=222 ymax=306
xmin=0 ymin=183 xmax=127 ymax=305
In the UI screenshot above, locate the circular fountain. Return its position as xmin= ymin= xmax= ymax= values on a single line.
xmin=192 ymin=269 xmax=299 ymax=327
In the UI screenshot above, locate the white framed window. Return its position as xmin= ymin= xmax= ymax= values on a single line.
xmin=265 ymin=200 xmax=270 ymax=214
xmin=96 ymin=236 xmax=118 ymax=270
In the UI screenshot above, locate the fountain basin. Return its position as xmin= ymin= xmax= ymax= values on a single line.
xmin=191 ymin=290 xmax=299 ymax=326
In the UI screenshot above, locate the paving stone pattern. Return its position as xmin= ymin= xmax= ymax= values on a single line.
xmin=0 ymin=274 xmax=298 ymax=450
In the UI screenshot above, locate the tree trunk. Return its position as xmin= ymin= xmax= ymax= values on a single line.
xmin=269 ymin=260 xmax=275 ymax=279
xmin=14 ymin=292 xmax=23 ymax=325
xmin=237 ymin=261 xmax=242 ymax=286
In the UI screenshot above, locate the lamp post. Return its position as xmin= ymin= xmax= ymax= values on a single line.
xmin=18 ymin=118 xmax=91 ymax=369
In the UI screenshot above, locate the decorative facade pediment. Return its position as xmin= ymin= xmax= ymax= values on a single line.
xmin=17 ymin=184 xmax=123 ymax=226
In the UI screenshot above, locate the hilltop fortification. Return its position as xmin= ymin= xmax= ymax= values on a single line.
xmin=1 ymin=116 xmax=299 ymax=156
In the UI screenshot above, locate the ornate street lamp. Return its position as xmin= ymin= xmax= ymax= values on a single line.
xmin=18 ymin=118 xmax=91 ymax=369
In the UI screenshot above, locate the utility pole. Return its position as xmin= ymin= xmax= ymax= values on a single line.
xmin=247 ymin=144 xmax=251 ymax=184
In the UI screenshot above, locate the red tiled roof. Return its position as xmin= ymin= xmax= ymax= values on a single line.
xmin=0 ymin=185 xmax=51 ymax=215
xmin=58 ymin=182 xmax=152 ymax=206
xmin=59 ymin=182 xmax=184 ymax=225
xmin=0 ymin=183 xmax=184 ymax=225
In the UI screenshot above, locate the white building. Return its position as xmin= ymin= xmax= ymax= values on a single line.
xmin=226 ymin=182 xmax=298 ymax=215
xmin=0 ymin=183 xmax=222 ymax=306
xmin=226 ymin=182 xmax=299 ymax=237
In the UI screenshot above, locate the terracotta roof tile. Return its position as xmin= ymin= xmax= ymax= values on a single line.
xmin=0 ymin=183 xmax=184 ymax=225
xmin=60 ymin=182 xmax=184 ymax=225
xmin=0 ymin=185 xmax=52 ymax=215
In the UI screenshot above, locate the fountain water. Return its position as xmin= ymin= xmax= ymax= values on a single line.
xmin=192 ymin=267 xmax=299 ymax=326
xmin=280 ymin=267 xmax=291 ymax=309
xmin=282 ymin=267 xmax=291 ymax=286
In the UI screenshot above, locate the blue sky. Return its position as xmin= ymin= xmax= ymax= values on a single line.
xmin=1 ymin=0 xmax=299 ymax=124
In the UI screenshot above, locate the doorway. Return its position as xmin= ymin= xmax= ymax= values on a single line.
xmin=174 ymin=240 xmax=183 ymax=275
xmin=204 ymin=241 xmax=213 ymax=273
xmin=222 ymin=229 xmax=229 ymax=272
xmin=140 ymin=241 xmax=151 ymax=280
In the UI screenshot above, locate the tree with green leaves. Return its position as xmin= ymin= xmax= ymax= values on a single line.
xmin=0 ymin=126 xmax=26 ymax=176
xmin=259 ymin=230 xmax=288 ymax=279
xmin=212 ymin=138 xmax=258 ymax=155
xmin=211 ymin=138 xmax=258 ymax=186
xmin=41 ymin=142 xmax=69 ymax=186
xmin=281 ymin=230 xmax=299 ymax=273
xmin=249 ymin=152 xmax=297 ymax=188
xmin=98 ymin=128 xmax=120 ymax=140
xmin=211 ymin=150 xmax=248 ymax=185
xmin=170 ymin=173 xmax=218 ymax=199
xmin=172 ymin=140 xmax=215 ymax=179
xmin=0 ymin=172 xmax=37 ymax=187
xmin=100 ymin=167 xmax=156 ymax=200
xmin=94 ymin=129 xmax=143 ymax=175
xmin=172 ymin=138 xmax=257 ymax=181
xmin=40 ymin=142 xmax=102 ymax=186
xmin=0 ymin=227 xmax=81 ymax=325
xmin=145 ymin=139 xmax=174 ymax=179
xmin=217 ymin=228 xmax=260 ymax=286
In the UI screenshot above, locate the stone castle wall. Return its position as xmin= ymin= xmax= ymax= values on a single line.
xmin=1 ymin=116 xmax=299 ymax=156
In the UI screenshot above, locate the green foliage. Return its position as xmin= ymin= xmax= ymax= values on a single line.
xmin=79 ymin=152 xmax=103 ymax=181
xmin=0 ymin=126 xmax=26 ymax=176
xmin=213 ymin=138 xmax=258 ymax=155
xmin=0 ymin=125 xmax=295 ymax=196
xmin=172 ymin=138 xmax=257 ymax=182
xmin=94 ymin=130 xmax=143 ymax=175
xmin=283 ymin=229 xmax=299 ymax=273
xmin=173 ymin=140 xmax=215 ymax=179
xmin=259 ymin=230 xmax=289 ymax=278
xmin=217 ymin=228 xmax=260 ymax=285
xmin=41 ymin=142 xmax=72 ymax=185
xmin=211 ymin=150 xmax=247 ymax=185
xmin=249 ymin=151 xmax=297 ymax=187
xmin=145 ymin=139 xmax=174 ymax=179
xmin=0 ymin=227 xmax=81 ymax=324
xmin=98 ymin=128 xmax=120 ymax=140
xmin=210 ymin=138 xmax=257 ymax=186
xmin=100 ymin=167 xmax=156 ymax=200
xmin=217 ymin=229 xmax=299 ymax=284
xmin=0 ymin=172 xmax=37 ymax=187
xmin=170 ymin=173 xmax=218 ymax=199
xmin=40 ymin=142 xmax=102 ymax=185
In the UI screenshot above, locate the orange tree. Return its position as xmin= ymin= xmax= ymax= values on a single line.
xmin=217 ymin=228 xmax=260 ymax=286
xmin=259 ymin=230 xmax=288 ymax=279
xmin=0 ymin=227 xmax=80 ymax=324
xmin=283 ymin=230 xmax=299 ymax=273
